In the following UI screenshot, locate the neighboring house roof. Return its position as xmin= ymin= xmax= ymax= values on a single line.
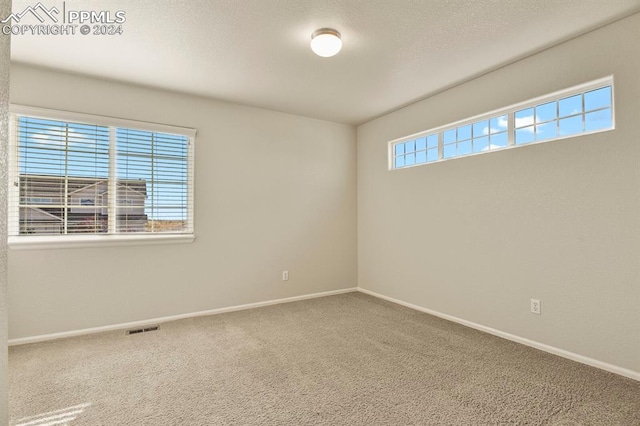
xmin=103 ymin=182 xmax=147 ymax=197
xmin=22 ymin=207 xmax=63 ymax=222
xmin=68 ymin=180 xmax=107 ymax=195
xmin=20 ymin=174 xmax=147 ymax=197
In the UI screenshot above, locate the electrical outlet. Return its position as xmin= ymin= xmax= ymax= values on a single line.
xmin=282 ymin=271 xmax=289 ymax=281
xmin=531 ymin=299 xmax=541 ymax=315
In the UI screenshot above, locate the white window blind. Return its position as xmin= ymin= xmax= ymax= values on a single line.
xmin=116 ymin=129 xmax=190 ymax=233
xmin=8 ymin=106 xmax=195 ymax=248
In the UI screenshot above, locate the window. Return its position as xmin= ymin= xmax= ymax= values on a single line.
xmin=442 ymin=114 xmax=509 ymax=159
xmin=390 ymin=77 xmax=614 ymax=170
xmin=8 ymin=105 xmax=196 ymax=249
xmin=514 ymin=86 xmax=613 ymax=144
xmin=393 ymin=134 xmax=437 ymax=168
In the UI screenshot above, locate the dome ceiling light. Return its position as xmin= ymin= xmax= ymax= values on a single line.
xmin=310 ymin=28 xmax=342 ymax=58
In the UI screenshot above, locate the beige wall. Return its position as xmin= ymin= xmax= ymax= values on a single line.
xmin=8 ymin=64 xmax=357 ymax=339
xmin=357 ymin=14 xmax=640 ymax=373
xmin=0 ymin=0 xmax=10 ymax=423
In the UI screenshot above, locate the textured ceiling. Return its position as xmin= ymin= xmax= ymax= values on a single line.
xmin=9 ymin=0 xmax=640 ymax=124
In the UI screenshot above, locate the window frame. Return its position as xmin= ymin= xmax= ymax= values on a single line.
xmin=8 ymin=105 xmax=196 ymax=250
xmin=388 ymin=76 xmax=615 ymax=170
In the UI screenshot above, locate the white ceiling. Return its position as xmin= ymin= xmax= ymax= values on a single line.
xmin=9 ymin=0 xmax=640 ymax=125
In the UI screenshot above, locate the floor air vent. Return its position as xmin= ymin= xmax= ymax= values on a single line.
xmin=126 ymin=326 xmax=159 ymax=335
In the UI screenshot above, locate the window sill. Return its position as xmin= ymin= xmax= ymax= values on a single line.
xmin=8 ymin=233 xmax=195 ymax=250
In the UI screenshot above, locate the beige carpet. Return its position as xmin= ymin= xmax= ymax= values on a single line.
xmin=9 ymin=292 xmax=640 ymax=425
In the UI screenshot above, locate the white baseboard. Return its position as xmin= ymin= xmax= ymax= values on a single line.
xmin=11 ymin=286 xmax=638 ymax=382
xmin=357 ymin=287 xmax=640 ymax=382
xmin=8 ymin=287 xmax=358 ymax=346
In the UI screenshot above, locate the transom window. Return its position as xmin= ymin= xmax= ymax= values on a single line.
xmin=443 ymin=114 xmax=508 ymax=159
xmin=390 ymin=77 xmax=614 ymax=170
xmin=514 ymin=86 xmax=612 ymax=144
xmin=394 ymin=134 xmax=437 ymax=169
xmin=8 ymin=106 xmax=196 ymax=249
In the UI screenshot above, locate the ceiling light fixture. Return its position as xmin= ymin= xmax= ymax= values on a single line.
xmin=310 ymin=28 xmax=342 ymax=57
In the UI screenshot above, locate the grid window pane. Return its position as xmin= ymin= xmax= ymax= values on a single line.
xmin=536 ymin=101 xmax=556 ymax=123
xmin=536 ymin=122 xmax=557 ymax=141
xmin=559 ymin=94 xmax=582 ymax=118
xmin=458 ymin=125 xmax=471 ymax=141
xmin=515 ymin=127 xmax=535 ymax=144
xmin=490 ymin=115 xmax=508 ymax=134
xmin=585 ymin=109 xmax=612 ymax=132
xmin=473 ymin=121 xmax=488 ymax=137
xmin=426 ymin=134 xmax=438 ymax=149
xmin=490 ymin=132 xmax=508 ymax=148
xmin=443 ymin=129 xmax=456 ymax=144
xmin=405 ymin=140 xmax=415 ymax=153
xmin=443 ymin=144 xmax=456 ymax=159
xmin=584 ymin=87 xmax=611 ymax=111
xmin=515 ymin=108 xmax=535 ymax=128
xmin=559 ymin=115 xmax=583 ymax=136
xmin=457 ymin=140 xmax=472 ymax=155
xmin=405 ymin=153 xmax=415 ymax=166
xmin=473 ymin=136 xmax=488 ymax=153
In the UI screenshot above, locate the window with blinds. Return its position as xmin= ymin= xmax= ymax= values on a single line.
xmin=8 ymin=106 xmax=195 ymax=247
xmin=116 ymin=129 xmax=189 ymax=233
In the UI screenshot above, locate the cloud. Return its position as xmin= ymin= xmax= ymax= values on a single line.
xmin=30 ymin=127 xmax=95 ymax=147
xmin=482 ymin=116 xmax=509 ymax=135
xmin=515 ymin=115 xmax=534 ymax=128
xmin=480 ymin=114 xmax=538 ymax=135
xmin=515 ymin=115 xmax=539 ymax=132
xmin=482 ymin=143 xmax=506 ymax=152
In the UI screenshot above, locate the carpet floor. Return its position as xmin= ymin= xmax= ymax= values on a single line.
xmin=8 ymin=292 xmax=640 ymax=425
